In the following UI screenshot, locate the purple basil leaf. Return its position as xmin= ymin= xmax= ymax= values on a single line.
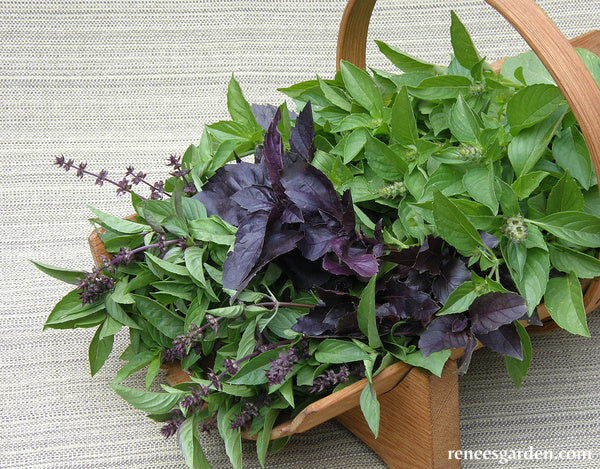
xmin=231 ymin=185 xmax=278 ymax=213
xmin=418 ymin=315 xmax=470 ymax=357
xmin=414 ymin=236 xmax=444 ymax=275
xmin=452 ymin=316 xmax=469 ymax=332
xmin=340 ymin=190 xmax=356 ymax=235
xmin=322 ymin=254 xmax=355 ymax=276
xmin=456 ymin=334 xmax=478 ymax=375
xmin=405 ymin=270 xmax=432 ymax=293
xmin=330 ymin=237 xmax=379 ymax=278
xmin=280 ymin=204 xmax=304 ymax=224
xmin=282 ymin=158 xmax=342 ymax=219
xmin=250 ymin=104 xmax=297 ymax=131
xmin=251 ymin=104 xmax=279 ymax=131
xmin=475 ymin=323 xmax=523 ymax=359
xmin=192 ymin=162 xmax=267 ymax=225
xmin=380 ymin=278 xmax=439 ymax=320
xmin=263 ymin=109 xmax=284 ymax=194
xmin=222 ymin=211 xmax=269 ymax=292
xmin=479 ymin=230 xmax=500 ymax=249
xmin=289 ymin=101 xmax=315 ymax=161
xmin=381 ymin=245 xmax=420 ymax=268
xmin=276 ymin=251 xmax=330 ymax=289
xmin=298 ymin=222 xmax=338 ymax=261
xmin=432 ymin=258 xmax=471 ymax=304
xmin=469 ymin=292 xmax=528 ymax=335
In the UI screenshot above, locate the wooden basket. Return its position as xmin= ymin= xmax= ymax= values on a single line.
xmin=89 ymin=1 xmax=600 ymax=467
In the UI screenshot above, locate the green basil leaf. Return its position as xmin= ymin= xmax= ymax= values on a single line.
xmin=365 ymin=136 xmax=407 ymax=180
xmin=545 ymin=272 xmax=590 ymax=337
xmin=144 ymin=252 xmax=190 ymax=279
xmin=89 ymin=326 xmax=114 ymax=376
xmin=359 ymin=382 xmax=380 ymax=438
xmin=88 ymin=207 xmax=147 ymax=234
xmin=317 ymin=75 xmax=351 ymax=112
xmin=510 ymin=171 xmax=549 ymax=200
xmin=105 ymin=295 xmax=140 ymax=329
xmin=553 ymin=127 xmax=595 ymax=190
xmin=217 ymin=404 xmax=243 ymax=469
xmin=504 ymin=321 xmax=532 ymax=389
xmin=31 ymin=261 xmax=85 ymax=285
xmin=530 ymin=211 xmax=600 ymax=248
xmin=184 ymin=246 xmax=207 ymax=287
xmin=449 ymin=94 xmax=480 ymax=145
xmin=402 ymin=349 xmax=450 ymax=378
xmin=314 ymin=339 xmax=372 ymax=364
xmin=463 ymin=166 xmax=498 ymax=214
xmin=546 ymin=171 xmax=584 ymax=214
xmin=44 ymin=289 xmax=106 ymax=329
xmin=357 ymin=276 xmax=382 ymax=349
xmin=408 ymin=75 xmax=473 ymax=101
xmin=450 ymin=10 xmax=480 ymax=70
xmin=339 ymin=61 xmax=383 ymax=121
xmin=257 ymin=407 xmax=280 ymax=467
xmin=145 ymin=355 xmax=162 ymax=390
xmin=375 ymin=40 xmax=445 ymax=75
xmin=189 ymin=217 xmax=236 ymax=245
xmin=549 ymin=244 xmax=600 ymax=279
xmin=432 ymin=189 xmax=483 ymax=254
xmin=110 ymin=383 xmax=180 ymax=414
xmin=437 ymin=281 xmax=480 ymax=316
xmin=508 ymin=105 xmax=567 ymax=176
xmin=227 ymin=75 xmax=260 ymax=132
xmin=507 ymin=84 xmax=564 ymax=134
xmin=131 ymin=294 xmax=184 ymax=339
xmin=517 ymin=248 xmax=549 ymax=316
xmin=179 ymin=414 xmax=211 ymax=469
xmin=391 ymin=86 xmax=418 ymax=146
xmin=113 ymin=350 xmax=156 ymax=384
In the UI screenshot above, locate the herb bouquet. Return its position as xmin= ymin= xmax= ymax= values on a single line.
xmin=36 ymin=4 xmax=600 ymax=469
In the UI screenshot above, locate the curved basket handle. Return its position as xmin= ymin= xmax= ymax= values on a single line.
xmin=336 ymin=0 xmax=600 ymax=189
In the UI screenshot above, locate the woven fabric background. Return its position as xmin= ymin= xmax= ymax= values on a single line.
xmin=2 ymin=1 xmax=600 ymax=467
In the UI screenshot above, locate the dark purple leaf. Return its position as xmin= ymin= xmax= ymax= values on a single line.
xmin=280 ymin=204 xmax=304 ymax=224
xmin=289 ymin=102 xmax=315 ymax=161
xmin=192 ymin=162 xmax=267 ymax=225
xmin=469 ymin=292 xmax=528 ymax=335
xmin=414 ymin=236 xmax=444 ymax=275
xmin=479 ymin=230 xmax=500 ymax=249
xmin=322 ymin=255 xmax=355 ymax=276
xmin=431 ymin=258 xmax=471 ymax=304
xmin=222 ymin=211 xmax=269 ymax=292
xmin=282 ymin=158 xmax=342 ymax=219
xmin=476 ymin=323 xmax=523 ymax=359
xmin=379 ymin=278 xmax=439 ymax=320
xmin=330 ymin=237 xmax=379 ymax=278
xmin=340 ymin=190 xmax=356 ymax=236
xmin=231 ymin=185 xmax=277 ymax=213
xmin=451 ymin=316 xmax=468 ymax=332
xmin=251 ymin=104 xmax=297 ymax=131
xmin=456 ymin=335 xmax=478 ymax=375
xmin=276 ymin=251 xmax=330 ymax=289
xmin=263 ymin=109 xmax=284 ymax=194
xmin=418 ymin=315 xmax=470 ymax=357
xmin=298 ymin=222 xmax=338 ymax=261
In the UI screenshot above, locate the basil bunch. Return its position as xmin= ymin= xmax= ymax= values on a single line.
xmin=37 ymin=12 xmax=600 ymax=469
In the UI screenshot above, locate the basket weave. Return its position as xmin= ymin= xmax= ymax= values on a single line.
xmin=88 ymin=1 xmax=600 ymax=467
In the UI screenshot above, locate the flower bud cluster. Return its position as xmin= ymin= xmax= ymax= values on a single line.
xmin=502 ymin=215 xmax=528 ymax=244
xmin=458 ymin=144 xmax=483 ymax=162
xmin=469 ymin=81 xmax=486 ymax=97
xmin=308 ymin=365 xmax=350 ymax=394
xmin=378 ymin=181 xmax=407 ymax=199
xmin=265 ymin=348 xmax=299 ymax=387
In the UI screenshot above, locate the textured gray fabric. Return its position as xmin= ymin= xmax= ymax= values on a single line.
xmin=2 ymin=1 xmax=600 ymax=468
